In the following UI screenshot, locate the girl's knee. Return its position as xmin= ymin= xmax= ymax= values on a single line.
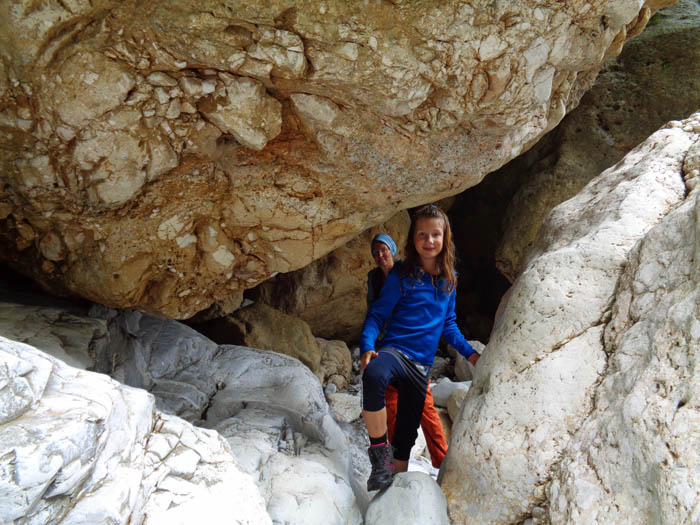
xmin=362 ymin=359 xmax=385 ymax=385
xmin=362 ymin=361 xmax=390 ymax=412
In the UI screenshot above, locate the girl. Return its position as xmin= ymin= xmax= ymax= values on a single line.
xmin=360 ymin=205 xmax=479 ymax=491
xmin=366 ymin=232 xmax=450 ymax=470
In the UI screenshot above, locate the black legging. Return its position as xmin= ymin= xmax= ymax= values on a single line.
xmin=362 ymin=348 xmax=429 ymax=461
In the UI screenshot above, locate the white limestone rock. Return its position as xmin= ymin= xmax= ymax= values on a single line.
xmin=548 ymin=156 xmax=700 ymax=523
xmin=205 ymin=346 xmax=347 ymax=452
xmin=215 ymin=408 xmax=361 ymax=525
xmin=206 ymin=348 xmax=361 ymax=525
xmin=0 ymin=336 xmax=270 ymax=525
xmin=0 ymin=300 xmax=364 ymax=524
xmin=138 ymin=413 xmax=271 ymax=525
xmin=365 ymin=472 xmax=450 ymax=525
xmin=327 ymin=391 xmax=363 ymax=423
xmin=91 ymin=306 xmax=220 ymax=421
xmin=440 ymin=116 xmax=695 ymax=523
xmin=95 ymin=308 xmax=363 ymax=523
xmin=0 ymin=301 xmax=108 ymax=371
xmin=431 ymin=379 xmax=471 ymax=408
xmin=339 ymin=418 xmax=373 ymax=514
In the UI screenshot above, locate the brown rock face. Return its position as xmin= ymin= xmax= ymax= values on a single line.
xmin=249 ymin=210 xmax=410 ymax=341
xmin=0 ymin=0 xmax=665 ymax=318
xmin=317 ymin=337 xmax=352 ymax=390
xmin=198 ymin=302 xmax=322 ymax=376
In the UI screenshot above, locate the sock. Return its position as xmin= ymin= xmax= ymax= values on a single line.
xmin=369 ymin=433 xmax=388 ymax=446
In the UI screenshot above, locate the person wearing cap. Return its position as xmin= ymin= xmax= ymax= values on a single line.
xmin=366 ymin=233 xmax=449 ymax=470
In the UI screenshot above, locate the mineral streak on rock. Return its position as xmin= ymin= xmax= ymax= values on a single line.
xmin=0 ymin=0 xmax=668 ymax=317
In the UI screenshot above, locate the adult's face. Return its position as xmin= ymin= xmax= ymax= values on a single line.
xmin=372 ymin=241 xmax=394 ymax=273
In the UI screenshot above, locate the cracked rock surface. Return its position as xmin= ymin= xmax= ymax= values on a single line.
xmin=0 ymin=299 xmax=362 ymax=524
xmin=0 ymin=0 xmax=668 ymax=318
xmin=548 ymin=115 xmax=700 ymax=523
xmin=439 ymin=112 xmax=698 ymax=523
xmin=0 ymin=336 xmax=269 ymax=525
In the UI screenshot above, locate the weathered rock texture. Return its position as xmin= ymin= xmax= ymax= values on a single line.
xmin=0 ymin=300 xmax=109 ymax=370
xmin=365 ymin=472 xmax=451 ymax=525
xmin=195 ymin=302 xmax=323 ymax=377
xmin=548 ymin=121 xmax=700 ymax=524
xmin=494 ymin=0 xmax=700 ymax=281
xmin=204 ymin=347 xmax=361 ymax=525
xmin=0 ymin=0 xmax=670 ymax=318
xmin=0 ymin=302 xmax=363 ymax=524
xmin=0 ymin=336 xmax=270 ymax=525
xmin=440 ymin=112 xmax=699 ymax=522
xmin=317 ymin=337 xmax=352 ymax=390
xmin=250 ymin=210 xmax=410 ymax=340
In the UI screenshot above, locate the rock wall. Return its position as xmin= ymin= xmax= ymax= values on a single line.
xmin=0 ymin=0 xmax=669 ymax=318
xmin=494 ymin=0 xmax=700 ymax=281
xmin=249 ymin=209 xmax=410 ymax=341
xmin=440 ymin=112 xmax=699 ymax=523
xmin=548 ymin=125 xmax=700 ymax=523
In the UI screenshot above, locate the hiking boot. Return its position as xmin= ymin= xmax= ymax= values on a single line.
xmin=367 ymin=443 xmax=395 ymax=491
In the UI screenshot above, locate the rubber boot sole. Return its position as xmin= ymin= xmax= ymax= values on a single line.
xmin=367 ymin=472 xmax=394 ymax=492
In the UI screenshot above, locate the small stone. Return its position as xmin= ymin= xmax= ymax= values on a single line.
xmin=147 ymin=71 xmax=178 ymax=87
xmin=166 ymin=99 xmax=181 ymax=119
xmin=39 ymin=232 xmax=66 ymax=261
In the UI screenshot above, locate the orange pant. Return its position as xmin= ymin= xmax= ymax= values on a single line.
xmin=385 ymin=384 xmax=447 ymax=468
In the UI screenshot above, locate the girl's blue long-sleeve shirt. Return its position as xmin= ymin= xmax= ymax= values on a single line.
xmin=360 ymin=266 xmax=475 ymax=366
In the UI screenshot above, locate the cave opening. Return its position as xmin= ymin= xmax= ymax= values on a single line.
xmin=444 ymin=168 xmax=522 ymax=345
xmin=0 ymin=260 xmax=91 ymax=312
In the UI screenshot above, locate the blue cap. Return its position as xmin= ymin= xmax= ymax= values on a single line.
xmin=371 ymin=233 xmax=396 ymax=256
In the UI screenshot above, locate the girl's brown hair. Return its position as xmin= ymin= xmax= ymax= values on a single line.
xmin=403 ymin=204 xmax=457 ymax=294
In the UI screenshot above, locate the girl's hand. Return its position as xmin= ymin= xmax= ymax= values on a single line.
xmin=361 ymin=350 xmax=379 ymax=372
xmin=468 ymin=352 xmax=480 ymax=366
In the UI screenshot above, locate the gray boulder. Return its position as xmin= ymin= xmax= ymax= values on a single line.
xmin=365 ymin=472 xmax=450 ymax=525
xmin=0 ymin=336 xmax=270 ymax=525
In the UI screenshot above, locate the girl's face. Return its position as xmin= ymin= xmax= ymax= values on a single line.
xmin=372 ymin=241 xmax=394 ymax=272
xmin=413 ymin=217 xmax=444 ymax=265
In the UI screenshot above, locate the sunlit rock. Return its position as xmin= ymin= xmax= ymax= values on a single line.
xmin=440 ymin=112 xmax=697 ymax=523
xmin=0 ymin=0 xmax=665 ymax=318
xmin=0 ymin=336 xmax=270 ymax=525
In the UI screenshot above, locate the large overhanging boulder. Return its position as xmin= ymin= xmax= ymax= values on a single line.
xmin=0 ymin=0 xmax=673 ymax=318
